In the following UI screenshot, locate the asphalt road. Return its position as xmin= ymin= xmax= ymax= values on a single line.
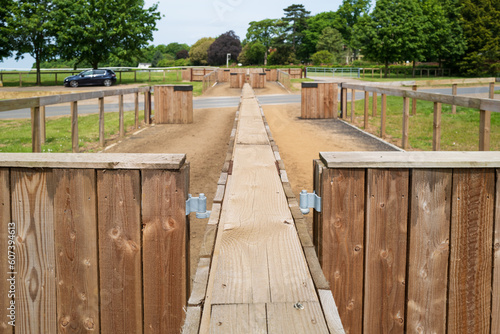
xmin=0 ymin=85 xmax=497 ymax=119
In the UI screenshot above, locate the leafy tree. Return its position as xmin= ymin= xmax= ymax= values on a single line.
xmin=54 ymin=0 xmax=161 ymax=69
xmin=267 ymin=45 xmax=296 ymax=65
xmin=164 ymin=42 xmax=190 ymax=57
xmin=151 ymin=50 xmax=164 ymax=67
xmin=335 ymin=0 xmax=370 ymax=62
xmin=316 ymin=27 xmax=344 ymax=61
xmin=176 ymin=49 xmax=189 ymax=59
xmin=458 ymin=0 xmax=500 ymax=75
xmin=238 ymin=41 xmax=266 ymax=65
xmin=311 ymin=50 xmax=334 ymax=65
xmin=281 ymin=4 xmax=310 ymax=60
xmin=0 ymin=0 xmax=15 ymax=61
xmin=246 ymin=19 xmax=280 ymax=65
xmin=189 ymin=37 xmax=215 ymax=65
xmin=207 ymin=30 xmax=242 ymax=66
xmin=354 ymin=0 xmax=427 ymax=76
xmin=302 ymin=11 xmax=338 ymax=60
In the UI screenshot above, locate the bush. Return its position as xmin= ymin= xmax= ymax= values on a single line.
xmin=311 ymin=50 xmax=334 ymax=65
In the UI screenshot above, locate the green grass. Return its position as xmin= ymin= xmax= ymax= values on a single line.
xmin=495 ymin=90 xmax=500 ymax=94
xmin=348 ymin=96 xmax=500 ymax=151
xmin=0 ymin=110 xmax=145 ymax=153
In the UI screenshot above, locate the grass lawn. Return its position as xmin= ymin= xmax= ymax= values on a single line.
xmin=348 ymin=95 xmax=500 ymax=151
xmin=0 ymin=110 xmax=145 ymax=153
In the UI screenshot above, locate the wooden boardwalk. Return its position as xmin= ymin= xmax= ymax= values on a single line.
xmin=188 ymin=84 xmax=344 ymax=333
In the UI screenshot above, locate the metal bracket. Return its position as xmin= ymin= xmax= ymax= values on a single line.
xmin=186 ymin=194 xmax=211 ymax=219
xmin=299 ymin=190 xmax=321 ymax=215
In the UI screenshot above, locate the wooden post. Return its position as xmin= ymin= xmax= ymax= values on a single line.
xmin=71 ymin=101 xmax=78 ymax=153
xmin=99 ymin=97 xmax=105 ymax=147
xmin=363 ymin=68 xmax=365 ymax=78
xmin=134 ymin=71 xmax=137 ymax=82
xmin=31 ymin=106 xmax=42 ymax=152
xmin=149 ymin=70 xmax=151 ymax=82
xmin=163 ymin=70 xmax=166 ymax=82
xmin=119 ymin=71 xmax=122 ymax=84
xmin=433 ymin=102 xmax=442 ymax=151
xmin=380 ymin=94 xmax=387 ymax=138
xmin=490 ymin=82 xmax=495 ymax=99
xmin=177 ymin=69 xmax=179 ymax=81
xmin=452 ymin=84 xmax=457 ymax=114
xmin=119 ymin=95 xmax=124 ymax=137
xmin=341 ymin=87 xmax=347 ymax=119
xmin=134 ymin=92 xmax=139 ymax=129
xmin=351 ymin=89 xmax=355 ymax=123
xmin=402 ymin=96 xmax=410 ymax=149
xmin=40 ymin=106 xmax=46 ymax=144
xmin=154 ymin=85 xmax=193 ymax=124
xmin=479 ymin=110 xmax=491 ymax=151
xmin=364 ymin=91 xmax=369 ymax=129
xmin=144 ymin=89 xmax=151 ymax=125
xmin=372 ymin=92 xmax=377 ymax=117
xmin=301 ymin=82 xmax=336 ymax=119
xmin=412 ymin=85 xmax=417 ymax=115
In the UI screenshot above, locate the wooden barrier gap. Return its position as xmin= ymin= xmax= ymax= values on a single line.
xmin=315 ymin=151 xmax=500 ymax=333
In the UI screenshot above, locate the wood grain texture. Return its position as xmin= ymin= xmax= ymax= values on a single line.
xmin=372 ymin=92 xmax=377 ymax=117
xmin=492 ymin=169 xmax=500 ymax=333
xmin=142 ymin=167 xmax=189 ymax=334
xmin=448 ymin=169 xmax=494 ymax=334
xmin=182 ymin=306 xmax=201 ymax=334
xmin=318 ymin=289 xmax=345 ymax=334
xmin=407 ymin=169 xmax=452 ymax=334
xmin=267 ymin=302 xmax=329 ymax=333
xmin=364 ymin=91 xmax=369 ymax=129
xmin=364 ymin=169 xmax=408 ymax=333
xmin=210 ymin=303 xmax=267 ymax=333
xmin=11 ymin=168 xmax=57 ymax=333
xmin=0 ymin=169 xmax=13 ymax=333
xmin=433 ymin=102 xmax=442 ymax=151
xmin=97 ymin=170 xmax=142 ymax=334
xmin=402 ymin=97 xmax=410 ymax=150
xmin=321 ymin=168 xmax=365 ymax=334
xmin=479 ymin=109 xmax=491 ymax=151
xmin=31 ymin=106 xmax=41 ymax=152
xmin=53 ymin=169 xmax=99 ymax=333
xmin=71 ymin=101 xmax=78 ymax=153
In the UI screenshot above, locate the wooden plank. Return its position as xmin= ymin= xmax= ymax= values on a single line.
xmin=492 ymin=169 xmax=500 ymax=333
xmin=364 ymin=169 xmax=408 ymax=333
xmin=0 ymin=169 xmax=13 ymax=333
xmin=313 ymin=160 xmax=324 ymax=255
xmin=331 ymin=83 xmax=338 ymax=119
xmin=433 ymin=102 xmax=442 ymax=151
xmin=11 ymin=168 xmax=57 ymax=333
xmin=321 ymin=168 xmax=364 ymax=334
xmin=99 ymin=97 xmax=105 ymax=147
xmin=71 ymin=101 xmax=79 ymax=153
xmin=372 ymin=92 xmax=377 ymax=117
xmin=402 ymin=96 xmax=410 ymax=149
xmin=407 ymin=169 xmax=452 ymax=333
xmin=210 ymin=303 xmax=267 ymax=333
xmin=97 ymin=170 xmax=142 ymax=334
xmin=0 ymin=153 xmax=186 ymax=169
xmin=341 ymin=87 xmax=347 ymax=119
xmin=412 ymin=85 xmax=417 ymax=116
xmin=381 ymin=94 xmax=387 ymax=138
xmin=142 ymin=166 xmax=188 ymax=334
xmin=452 ymin=84 xmax=457 ymax=114
xmin=119 ymin=95 xmax=124 ymax=137
xmin=40 ymin=106 xmax=46 ymax=144
xmin=448 ymin=169 xmax=494 ymax=333
xmin=267 ymin=302 xmax=330 ymax=333
xmin=188 ymin=258 xmax=211 ymax=306
xmin=182 ymin=306 xmax=201 ymax=334
xmin=479 ymin=110 xmax=491 ymax=151
xmin=31 ymin=106 xmax=42 ymax=153
xmin=134 ymin=92 xmax=139 ymax=129
xmin=351 ymin=89 xmax=355 ymax=123
xmin=53 ymin=169 xmax=99 ymax=332
xmin=318 ymin=290 xmax=345 ymax=334
xmin=364 ymin=91 xmax=369 ymax=129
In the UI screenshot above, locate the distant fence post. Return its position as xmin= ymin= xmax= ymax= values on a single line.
xmin=402 ymin=96 xmax=410 ymax=149
xmin=372 ymin=92 xmax=377 ymax=117
xmin=144 ymin=88 xmax=152 ymax=125
xmin=30 ymin=106 xmax=42 ymax=152
xmin=433 ymin=102 xmax=442 ymax=151
xmin=452 ymin=84 xmax=457 ymax=114
xmin=364 ymin=91 xmax=369 ymax=128
xmin=351 ymin=89 xmax=355 ymax=122
xmin=119 ymin=95 xmax=124 ymax=137
xmin=71 ymin=101 xmax=78 ymax=153
xmin=99 ymin=97 xmax=105 ymax=147
xmin=412 ymin=85 xmax=417 ymax=115
xmin=380 ymin=94 xmax=387 ymax=138
xmin=40 ymin=106 xmax=46 ymax=144
xmin=134 ymin=92 xmax=139 ymax=129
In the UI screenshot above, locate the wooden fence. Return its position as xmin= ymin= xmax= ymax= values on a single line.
xmin=339 ymin=80 xmax=500 ymax=151
xmin=0 ymin=87 xmax=152 ymax=153
xmin=277 ymin=70 xmax=292 ymax=91
xmin=314 ymin=151 xmax=500 ymax=333
xmin=362 ymin=67 xmax=452 ymax=78
xmin=0 ymin=153 xmax=189 ymax=333
xmin=279 ymin=67 xmax=303 ymax=79
xmin=202 ymin=70 xmax=217 ymax=93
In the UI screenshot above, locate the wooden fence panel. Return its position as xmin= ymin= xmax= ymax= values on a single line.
xmin=0 ymin=169 xmax=13 ymax=333
xmin=364 ymin=169 xmax=408 ymax=333
xmin=320 ymin=168 xmax=364 ymax=334
xmin=54 ymin=169 xmax=99 ymax=332
xmin=407 ymin=169 xmax=452 ymax=333
xmin=11 ymin=168 xmax=57 ymax=333
xmin=493 ymin=169 xmax=500 ymax=333
xmin=97 ymin=170 xmax=143 ymax=334
xmin=142 ymin=166 xmax=189 ymax=333
xmin=448 ymin=169 xmax=494 ymax=333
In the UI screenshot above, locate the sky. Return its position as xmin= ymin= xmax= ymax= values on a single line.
xmin=0 ymin=0 xmax=351 ymax=69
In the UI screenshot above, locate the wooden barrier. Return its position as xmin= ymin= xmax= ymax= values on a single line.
xmin=301 ymin=82 xmax=338 ymax=119
xmin=229 ymin=72 xmax=245 ymax=88
xmin=314 ymin=151 xmax=500 ymax=334
xmin=264 ymin=69 xmax=278 ymax=81
xmin=154 ymin=85 xmax=193 ymax=124
xmin=250 ymin=72 xmax=266 ymax=89
xmin=0 ymin=153 xmax=189 ymax=333
xmin=217 ymin=69 xmax=231 ymax=83
xmin=279 ymin=68 xmax=302 ymax=79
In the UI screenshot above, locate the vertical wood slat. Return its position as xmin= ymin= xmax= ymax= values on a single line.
xmin=71 ymin=101 xmax=79 ymax=153
xmin=433 ymin=102 xmax=442 ymax=151
xmin=448 ymin=169 xmax=494 ymax=333
xmin=451 ymin=84 xmax=457 ymax=114
xmin=0 ymin=169 xmax=13 ymax=333
xmin=11 ymin=168 xmax=57 ymax=333
xmin=372 ymin=92 xmax=377 ymax=117
xmin=364 ymin=169 xmax=408 ymax=333
xmin=144 ymin=90 xmax=151 ymax=125
xmin=142 ymin=165 xmax=189 ymax=334
xmin=119 ymin=95 xmax=124 ymax=138
xmin=412 ymin=85 xmax=417 ymax=116
xmin=402 ymin=97 xmax=410 ymax=150
xmin=351 ymin=89 xmax=355 ymax=123
xmin=134 ymin=92 xmax=139 ymax=129
xmin=341 ymin=87 xmax=347 ymax=119
xmin=97 ymin=170 xmax=142 ymax=334
xmin=407 ymin=169 xmax=452 ymax=333
xmin=31 ymin=106 xmax=42 ymax=153
xmin=313 ymin=160 xmax=324 ymax=256
xmin=99 ymin=97 xmax=105 ymax=147
xmin=54 ymin=169 xmax=99 ymax=332
xmin=479 ymin=110 xmax=491 ymax=151
xmin=321 ymin=168 xmax=365 ymax=334
xmin=380 ymin=94 xmax=387 ymax=138
xmin=492 ymin=169 xmax=500 ymax=333
xmin=40 ymin=106 xmax=46 ymax=145
xmin=364 ymin=91 xmax=369 ymax=129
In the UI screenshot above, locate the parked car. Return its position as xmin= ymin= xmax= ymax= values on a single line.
xmin=64 ymin=69 xmax=117 ymax=87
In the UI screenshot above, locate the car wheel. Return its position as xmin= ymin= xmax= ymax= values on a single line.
xmin=70 ymin=80 xmax=79 ymax=88
xmin=103 ymin=79 xmax=112 ymax=87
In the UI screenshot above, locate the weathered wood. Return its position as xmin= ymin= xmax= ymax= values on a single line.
xmin=11 ymin=168 xmax=57 ymax=333
xmin=381 ymin=94 xmax=387 ymax=138
xmin=364 ymin=169 xmax=408 ymax=333
xmin=301 ymin=82 xmax=336 ymax=119
xmin=182 ymin=306 xmax=201 ymax=334
xmin=144 ymin=89 xmax=151 ymax=125
xmin=318 ymin=290 xmax=346 ymax=334
xmin=433 ymin=102 xmax=442 ymax=151
xmin=313 ymin=160 xmax=324 ymax=255
xmin=412 ymin=85 xmax=417 ymax=115
xmin=155 ymin=85 xmax=193 ymax=124
xmin=134 ymin=92 xmax=139 ymax=129
xmin=71 ymin=101 xmax=79 ymax=153
xmin=351 ymin=89 xmax=355 ymax=123
xmin=142 ymin=166 xmax=189 ymax=334
xmin=119 ymin=95 xmax=124 ymax=137
xmin=402 ymin=96 xmax=410 ymax=149
xmin=267 ymin=302 xmax=330 ymax=332
xmin=321 ymin=168 xmax=364 ymax=333
xmin=188 ymin=258 xmax=211 ymax=306
xmin=341 ymin=87 xmax=347 ymax=119
xmin=492 ymin=169 xmax=500 ymax=333
xmin=99 ymin=97 xmax=105 ymax=147
xmin=479 ymin=109 xmax=491 ymax=151
xmin=452 ymin=84 xmax=457 ymax=114
xmin=54 ymin=169 xmax=99 ymax=333
xmin=407 ymin=169 xmax=452 ymax=334
xmin=97 ymin=170 xmax=142 ymax=334
xmin=40 ymin=106 xmax=46 ymax=145
xmin=250 ymin=72 xmax=266 ymax=88
xmin=372 ymin=92 xmax=377 ymax=117
xmin=364 ymin=91 xmax=369 ymax=129
xmin=210 ymin=303 xmax=267 ymax=332
xmin=448 ymin=169 xmax=494 ymax=333
xmin=0 ymin=169 xmax=13 ymax=333
xmin=31 ymin=106 xmax=42 ymax=153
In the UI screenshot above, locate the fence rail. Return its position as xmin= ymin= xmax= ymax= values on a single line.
xmin=277 ymin=69 xmax=291 ymax=91
xmin=307 ymin=67 xmax=361 ymax=79
xmin=202 ymin=71 xmax=217 ymax=93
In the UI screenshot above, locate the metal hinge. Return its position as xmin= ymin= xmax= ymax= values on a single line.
xmin=299 ymin=190 xmax=321 ymax=215
xmin=186 ymin=194 xmax=211 ymax=219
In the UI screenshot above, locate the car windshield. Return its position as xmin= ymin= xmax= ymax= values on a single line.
xmin=80 ymin=70 xmax=92 ymax=76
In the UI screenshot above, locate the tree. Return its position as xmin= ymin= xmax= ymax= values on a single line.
xmin=335 ymin=0 xmax=370 ymax=62
xmin=176 ymin=49 xmax=189 ymax=59
xmin=0 ymin=0 xmax=15 ymax=61
xmin=164 ymin=42 xmax=190 ymax=57
xmin=311 ymin=50 xmax=334 ymax=65
xmin=238 ymin=41 xmax=266 ymax=65
xmin=207 ymin=30 xmax=242 ymax=66
xmin=316 ymin=27 xmax=344 ymax=61
xmin=246 ymin=19 xmax=280 ymax=65
xmin=281 ymin=4 xmax=310 ymax=60
xmin=302 ymin=11 xmax=338 ymax=60
xmin=54 ymin=0 xmax=161 ymax=69
xmin=354 ymin=0 xmax=427 ymax=76
xmin=151 ymin=50 xmax=164 ymax=67
xmin=189 ymin=37 xmax=215 ymax=65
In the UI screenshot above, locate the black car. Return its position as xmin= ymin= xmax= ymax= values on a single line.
xmin=64 ymin=69 xmax=117 ymax=87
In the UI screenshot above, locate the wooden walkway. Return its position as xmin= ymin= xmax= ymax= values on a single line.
xmin=187 ymin=84 xmax=344 ymax=333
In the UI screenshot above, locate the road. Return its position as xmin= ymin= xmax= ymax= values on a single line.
xmin=0 ymin=85 xmax=497 ymax=119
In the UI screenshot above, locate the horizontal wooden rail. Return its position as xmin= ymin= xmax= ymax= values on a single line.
xmin=401 ymin=77 xmax=497 ymax=87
